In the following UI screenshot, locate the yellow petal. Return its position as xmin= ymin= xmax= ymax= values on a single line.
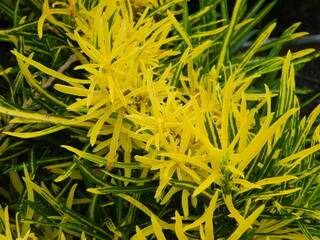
xmin=151 ymin=214 xmax=166 ymax=240
xmin=193 ymin=173 xmax=220 ymax=197
xmin=224 ymin=194 xmax=244 ymax=224
xmin=107 ymin=109 xmax=125 ymax=169
xmin=167 ymin=10 xmax=192 ymax=48
xmin=205 ymin=190 xmax=219 ymax=240
xmin=89 ymin=109 xmax=112 ymax=146
xmin=228 ymin=205 xmax=265 ymax=240
xmin=256 ymin=175 xmax=297 ymax=186
xmin=232 ymin=179 xmax=262 ymax=189
xmin=12 ymin=50 xmax=89 ymax=84
xmin=175 ymin=211 xmax=188 ymax=240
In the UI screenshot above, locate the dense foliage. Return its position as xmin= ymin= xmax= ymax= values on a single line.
xmin=0 ymin=0 xmax=319 ymax=239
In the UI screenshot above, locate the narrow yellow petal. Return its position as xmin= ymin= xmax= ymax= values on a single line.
xmin=89 ymin=108 xmax=112 ymax=146
xmin=232 ymin=179 xmax=262 ymax=189
xmin=12 ymin=50 xmax=89 ymax=84
xmin=146 ymin=68 xmax=160 ymax=119
xmin=151 ymin=214 xmax=166 ymax=240
xmin=175 ymin=211 xmax=188 ymax=240
xmin=228 ymin=205 xmax=265 ymax=240
xmin=119 ymin=194 xmax=174 ymax=230
xmin=181 ymin=189 xmax=189 ymax=217
xmin=237 ymin=23 xmax=276 ymax=70
xmin=134 ymin=226 xmax=148 ymax=240
xmin=73 ymin=31 xmax=104 ymax=64
xmin=256 ymin=175 xmax=297 ymax=186
xmin=81 ymin=232 xmax=87 ymax=240
xmin=224 ymin=194 xmax=244 ymax=224
xmin=190 ymin=96 xmax=206 ymax=135
xmin=226 ymin=164 xmax=244 ymax=178
xmin=220 ymin=74 xmax=234 ymax=150
xmin=216 ymin=0 xmax=242 ymax=72
xmin=38 ymin=0 xmax=50 ymax=39
xmin=199 ymin=224 xmax=206 ymax=240
xmin=253 ymin=188 xmax=302 ymax=201
xmin=159 ymin=152 xmax=213 ymax=173
xmin=183 ymin=212 xmax=206 ymax=232
xmin=54 ymin=84 xmax=88 ymax=96
xmin=4 ymin=125 xmax=67 ymax=139
xmin=190 ymin=26 xmax=228 ymax=38
xmin=16 ymin=57 xmax=67 ymax=108
xmin=66 ymin=184 xmax=77 ymax=209
xmin=205 ymin=190 xmax=219 ymax=240
xmin=279 ymin=144 xmax=320 ymax=165
xmin=161 ymin=187 xmax=180 ymax=205
xmin=123 ymin=145 xmax=132 ymax=186
xmin=234 ymin=108 xmax=298 ymax=172
xmin=131 ymin=226 xmax=154 ymax=240
xmin=107 ymin=109 xmax=124 ymax=169
xmin=193 ymin=173 xmax=220 ymax=197
xmin=167 ymin=10 xmax=192 ymax=48
xmin=9 ymin=171 xmax=24 ymax=195
xmin=0 ymin=106 xmax=94 ymax=128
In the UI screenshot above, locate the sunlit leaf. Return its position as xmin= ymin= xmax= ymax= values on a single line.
xmin=228 ymin=205 xmax=265 ymax=240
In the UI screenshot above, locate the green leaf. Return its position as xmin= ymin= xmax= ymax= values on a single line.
xmin=0 ymin=148 xmax=29 ymax=162
xmin=231 ymin=0 xmax=277 ymax=53
xmin=170 ymin=179 xmax=214 ymax=199
xmin=16 ymin=54 xmax=68 ymax=108
xmin=102 ymin=170 xmax=156 ymax=184
xmin=297 ymin=220 xmax=314 ymax=240
xmin=11 ymin=50 xmax=89 ymax=84
xmin=0 ymin=1 xmax=19 ymax=22
xmin=62 ymin=145 xmax=143 ymax=169
xmin=3 ymin=155 xmax=73 ymax=173
xmin=275 ymin=51 xmax=295 ymax=117
xmin=237 ymin=22 xmax=276 ymax=70
xmin=87 ymin=185 xmax=157 ymax=194
xmin=0 ymin=105 xmax=94 ymax=128
xmin=251 ymin=188 xmax=302 ymax=200
xmin=217 ymin=0 xmax=243 ymax=72
xmin=54 ymin=161 xmax=77 ymax=182
xmin=23 ymin=170 xmax=113 ymax=239
xmin=73 ymin=156 xmax=110 ymax=187
xmin=228 ymin=205 xmax=265 ymax=240
xmin=4 ymin=125 xmax=67 ymax=138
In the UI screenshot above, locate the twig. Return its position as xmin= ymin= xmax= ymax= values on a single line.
xmin=0 ymin=54 xmax=78 ymax=142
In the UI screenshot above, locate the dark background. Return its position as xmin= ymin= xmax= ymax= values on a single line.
xmin=265 ymin=0 xmax=320 ymax=116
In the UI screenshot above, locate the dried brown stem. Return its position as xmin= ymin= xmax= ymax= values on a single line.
xmin=0 ymin=54 xmax=78 ymax=141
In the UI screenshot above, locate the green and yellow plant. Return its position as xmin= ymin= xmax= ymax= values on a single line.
xmin=0 ymin=0 xmax=320 ymax=239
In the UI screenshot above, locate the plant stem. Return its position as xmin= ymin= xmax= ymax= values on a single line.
xmin=0 ymin=54 xmax=78 ymax=141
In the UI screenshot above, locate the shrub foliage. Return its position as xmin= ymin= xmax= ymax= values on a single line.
xmin=0 ymin=0 xmax=320 ymax=239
